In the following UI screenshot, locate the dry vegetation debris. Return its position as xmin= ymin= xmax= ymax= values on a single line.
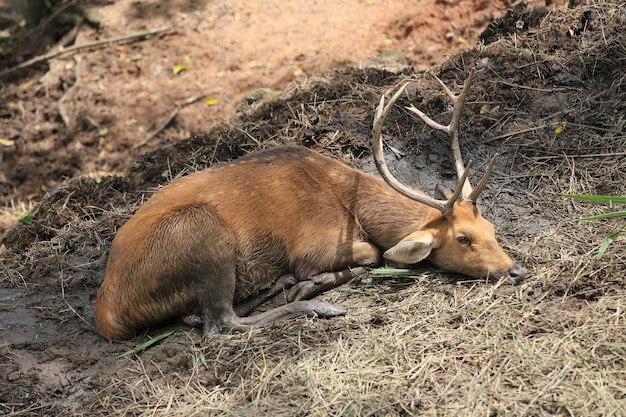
xmin=1 ymin=2 xmax=626 ymax=416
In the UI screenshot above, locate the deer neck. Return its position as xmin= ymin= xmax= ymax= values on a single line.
xmin=350 ymin=173 xmax=441 ymax=250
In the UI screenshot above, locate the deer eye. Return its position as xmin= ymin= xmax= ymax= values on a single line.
xmin=457 ymin=236 xmax=471 ymax=246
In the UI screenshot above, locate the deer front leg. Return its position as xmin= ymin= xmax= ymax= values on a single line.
xmin=287 ymin=241 xmax=379 ymax=301
xmin=233 ymin=273 xmax=298 ymax=316
xmin=286 ymin=267 xmax=368 ymax=302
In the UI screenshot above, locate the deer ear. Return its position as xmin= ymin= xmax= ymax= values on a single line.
xmin=383 ymin=231 xmax=436 ymax=264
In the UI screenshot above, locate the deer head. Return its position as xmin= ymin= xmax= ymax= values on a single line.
xmin=372 ymin=71 xmax=525 ymax=284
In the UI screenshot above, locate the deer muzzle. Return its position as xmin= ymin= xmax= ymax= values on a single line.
xmin=506 ymin=264 xmax=525 ymax=285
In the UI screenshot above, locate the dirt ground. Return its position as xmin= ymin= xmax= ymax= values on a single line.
xmin=2 ymin=1 xmax=626 ymax=416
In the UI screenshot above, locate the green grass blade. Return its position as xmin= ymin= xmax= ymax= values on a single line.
xmin=117 ymin=325 xmax=180 ymax=358
xmin=576 ymin=211 xmax=626 ymax=221
xmin=18 ymin=214 xmax=35 ymax=224
xmin=596 ymin=235 xmax=613 ymax=259
xmin=596 ymin=228 xmax=625 ymax=259
xmin=560 ymin=194 xmax=626 ymax=204
xmin=368 ymin=268 xmax=421 ymax=277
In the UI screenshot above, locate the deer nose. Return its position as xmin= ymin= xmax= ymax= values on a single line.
xmin=508 ymin=264 xmax=525 ymax=285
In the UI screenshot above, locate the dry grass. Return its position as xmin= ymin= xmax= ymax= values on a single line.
xmin=92 ymin=272 xmax=626 ymax=416
xmin=0 ymin=199 xmax=33 ymax=234
xmin=0 ymin=199 xmax=35 ymax=284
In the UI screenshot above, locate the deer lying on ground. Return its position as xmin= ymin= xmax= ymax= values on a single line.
xmin=95 ymin=71 xmax=524 ymax=340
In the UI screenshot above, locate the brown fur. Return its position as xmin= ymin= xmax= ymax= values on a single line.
xmin=96 ymin=146 xmax=522 ymax=340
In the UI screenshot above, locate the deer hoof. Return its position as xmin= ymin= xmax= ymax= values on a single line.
xmin=308 ymin=301 xmax=347 ymax=318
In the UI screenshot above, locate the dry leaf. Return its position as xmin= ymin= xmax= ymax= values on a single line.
xmin=0 ymin=138 xmax=15 ymax=147
xmin=555 ymin=122 xmax=566 ymax=134
xmin=173 ymin=65 xmax=190 ymax=75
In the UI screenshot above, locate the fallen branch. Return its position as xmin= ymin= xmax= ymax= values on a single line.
xmin=483 ymin=125 xmax=549 ymax=142
xmin=133 ymin=92 xmax=208 ymax=149
xmin=0 ymin=12 xmax=20 ymax=24
xmin=0 ymin=25 xmax=174 ymax=78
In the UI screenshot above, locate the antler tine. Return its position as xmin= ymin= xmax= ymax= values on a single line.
xmin=442 ymin=160 xmax=473 ymax=214
xmin=406 ymin=70 xmax=476 ymax=199
xmin=439 ymin=69 xmax=474 ymax=135
xmin=372 ymin=83 xmax=468 ymax=215
xmin=467 ymin=153 xmax=498 ymax=202
xmin=448 ymin=71 xmax=476 ymax=200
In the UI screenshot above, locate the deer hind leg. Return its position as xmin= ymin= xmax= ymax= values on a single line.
xmin=197 ymin=268 xmax=347 ymax=337
xmin=200 ymin=286 xmax=347 ymax=337
xmin=228 ymin=300 xmax=347 ymax=331
xmin=215 ymin=271 xmax=349 ymax=334
xmin=199 ymin=299 xmax=347 ymax=337
xmin=192 ymin=259 xmax=348 ymax=336
xmin=197 ymin=241 xmax=377 ymax=336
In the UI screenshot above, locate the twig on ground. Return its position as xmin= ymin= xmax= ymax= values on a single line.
xmin=133 ymin=92 xmax=208 ymax=149
xmin=483 ymin=89 xmax=615 ymax=143
xmin=532 ymin=151 xmax=626 ymax=160
xmin=484 ymin=125 xmax=549 ymax=142
xmin=0 ymin=25 xmax=174 ymax=78
xmin=0 ymin=12 xmax=20 ymax=24
xmin=60 ymin=271 xmax=95 ymax=331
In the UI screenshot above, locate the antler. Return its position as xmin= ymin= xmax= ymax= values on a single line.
xmin=405 ymin=70 xmax=498 ymax=202
xmin=372 ymin=84 xmax=472 ymax=214
xmin=372 ymin=70 xmax=497 ymax=214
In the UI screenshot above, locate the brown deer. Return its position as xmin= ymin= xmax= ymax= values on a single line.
xmin=95 ymin=71 xmax=524 ymax=340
